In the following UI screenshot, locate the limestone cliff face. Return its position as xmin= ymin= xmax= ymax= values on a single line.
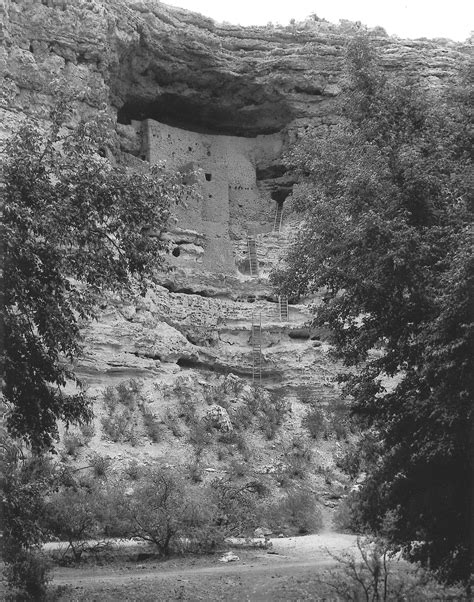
xmin=2 ymin=0 xmax=469 ymax=141
xmin=1 ymin=0 xmax=471 ymax=413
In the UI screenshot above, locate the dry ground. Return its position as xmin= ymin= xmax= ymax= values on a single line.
xmin=50 ymin=533 xmax=358 ymax=600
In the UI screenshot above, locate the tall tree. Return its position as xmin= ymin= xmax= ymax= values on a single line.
xmin=272 ymin=36 xmax=473 ymax=582
xmin=2 ymin=95 xmax=189 ymax=452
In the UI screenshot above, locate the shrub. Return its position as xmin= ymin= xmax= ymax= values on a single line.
xmin=101 ymin=380 xmax=144 ymax=444
xmin=62 ymin=433 xmax=83 ymax=459
xmin=45 ymin=485 xmax=103 ymax=561
xmin=232 ymin=404 xmax=253 ymax=431
xmin=123 ymin=468 xmax=221 ymax=556
xmin=259 ymin=397 xmax=288 ymax=440
xmin=267 ymin=489 xmax=323 ymax=535
xmin=102 ymin=386 xmax=119 ymax=413
xmin=163 ymin=411 xmax=183 ymax=438
xmin=115 ymin=379 xmax=142 ymax=409
xmin=1 ymin=451 xmax=54 ymax=600
xmin=142 ymin=409 xmax=162 ymax=443
xmin=332 ymin=491 xmax=366 ymax=533
xmin=95 ymin=485 xmax=130 ymax=539
xmin=178 ymin=488 xmax=224 ymax=554
xmin=4 ymin=550 xmax=51 ymax=601
xmin=218 ymin=431 xmax=250 ymax=459
xmin=177 ymin=396 xmax=198 ymax=425
xmin=302 ymin=406 xmax=326 ymax=440
xmin=101 ymin=410 xmax=135 ymax=443
xmin=79 ymin=422 xmax=96 ymax=443
xmin=123 ymin=459 xmax=142 ymax=481
xmin=318 ymin=537 xmax=468 ymax=600
xmin=187 ymin=461 xmax=204 ymax=483
xmin=277 ymin=436 xmax=313 ymax=484
xmin=241 ymin=387 xmax=289 ymax=440
xmin=335 ymin=442 xmax=361 ymax=479
xmin=326 ymin=399 xmax=351 ymax=441
xmin=210 ymin=477 xmax=266 ymax=537
xmin=89 ymin=452 xmax=112 ymax=479
xmin=188 ymin=421 xmax=213 ymax=460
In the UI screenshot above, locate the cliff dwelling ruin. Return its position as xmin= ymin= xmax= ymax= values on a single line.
xmin=127 ymin=117 xmax=291 ymax=274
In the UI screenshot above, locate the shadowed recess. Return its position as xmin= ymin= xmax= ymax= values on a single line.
xmin=117 ymin=93 xmax=293 ymax=137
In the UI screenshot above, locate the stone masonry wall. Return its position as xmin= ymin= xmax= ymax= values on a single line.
xmin=143 ymin=118 xmax=285 ymax=273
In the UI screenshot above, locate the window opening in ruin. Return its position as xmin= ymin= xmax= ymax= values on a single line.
xmin=172 ymin=247 xmax=181 ymax=257
xmin=205 ymin=173 xmax=212 ymax=181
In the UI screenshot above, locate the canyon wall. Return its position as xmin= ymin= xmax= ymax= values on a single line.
xmin=1 ymin=0 xmax=471 ymax=497
xmin=2 ymin=0 xmax=470 ymax=404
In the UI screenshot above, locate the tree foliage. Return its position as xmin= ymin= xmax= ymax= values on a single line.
xmin=2 ymin=95 xmax=190 ymax=451
xmin=272 ymin=36 xmax=473 ymax=582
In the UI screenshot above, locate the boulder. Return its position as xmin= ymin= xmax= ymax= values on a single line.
xmin=205 ymin=404 xmax=233 ymax=432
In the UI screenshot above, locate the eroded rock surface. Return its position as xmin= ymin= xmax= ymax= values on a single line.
xmin=1 ymin=1 xmax=471 ymax=463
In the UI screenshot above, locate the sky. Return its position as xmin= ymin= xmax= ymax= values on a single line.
xmin=163 ymin=0 xmax=473 ymax=41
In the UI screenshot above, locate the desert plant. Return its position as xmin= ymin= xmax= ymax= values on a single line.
xmin=259 ymin=397 xmax=288 ymax=440
xmin=267 ymin=488 xmax=323 ymax=535
xmin=45 ymin=485 xmax=103 ymax=561
xmin=232 ymin=404 xmax=253 ymax=431
xmin=163 ymin=411 xmax=183 ymax=438
xmin=101 ymin=380 xmax=144 ymax=444
xmin=241 ymin=387 xmax=289 ymax=440
xmin=123 ymin=459 xmax=142 ymax=481
xmin=326 ymin=398 xmax=351 ymax=441
xmin=188 ymin=421 xmax=213 ymax=460
xmin=210 ymin=477 xmax=266 ymax=537
xmin=102 ymin=386 xmax=119 ymax=414
xmin=187 ymin=460 xmax=204 ymax=483
xmin=302 ymin=405 xmax=326 ymax=440
xmin=123 ymin=468 xmax=220 ymax=556
xmin=101 ymin=410 xmax=135 ymax=443
xmin=79 ymin=422 xmax=96 ymax=443
xmin=115 ymin=379 xmax=142 ymax=409
xmin=1 ymin=448 xmax=55 ymax=600
xmin=318 ymin=537 xmax=468 ymax=600
xmin=179 ymin=488 xmax=224 ymax=554
xmin=142 ymin=409 xmax=163 ymax=443
xmin=124 ymin=468 xmax=184 ymax=555
xmin=62 ymin=433 xmax=83 ymax=459
xmin=218 ymin=430 xmax=250 ymax=459
xmin=332 ymin=491 xmax=367 ymax=533
xmin=277 ymin=436 xmax=313 ymax=484
xmin=335 ymin=442 xmax=361 ymax=479
xmin=88 ymin=452 xmax=112 ymax=479
xmin=177 ymin=396 xmax=198 ymax=425
xmin=3 ymin=551 xmax=51 ymax=601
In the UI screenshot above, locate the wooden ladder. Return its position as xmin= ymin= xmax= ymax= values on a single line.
xmin=273 ymin=203 xmax=284 ymax=232
xmin=278 ymin=295 xmax=289 ymax=321
xmin=247 ymin=235 xmax=259 ymax=276
xmin=251 ymin=313 xmax=262 ymax=384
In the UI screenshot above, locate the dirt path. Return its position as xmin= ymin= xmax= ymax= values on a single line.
xmin=52 ymin=533 xmax=358 ymax=600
